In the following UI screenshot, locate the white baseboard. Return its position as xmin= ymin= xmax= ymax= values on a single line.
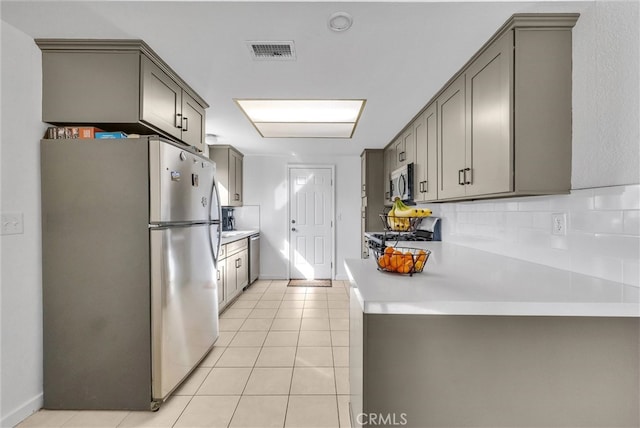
xmin=2 ymin=393 xmax=43 ymax=428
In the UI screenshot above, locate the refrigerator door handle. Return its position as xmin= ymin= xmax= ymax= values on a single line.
xmin=209 ymin=177 xmax=223 ymax=263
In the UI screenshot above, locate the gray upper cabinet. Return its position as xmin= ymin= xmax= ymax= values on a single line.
xmin=383 ymin=14 xmax=578 ymax=203
xmin=463 ymin=30 xmax=512 ymax=198
xmin=437 ymin=75 xmax=467 ymax=200
xmin=140 ymin=56 xmax=183 ymax=141
xmin=361 ymin=149 xmax=385 ymax=256
xmin=437 ymin=34 xmax=511 ymax=201
xmin=180 ymin=93 xmax=205 ymax=150
xmin=383 ymin=146 xmax=395 ymax=206
xmin=37 ymin=39 xmax=208 ymax=152
xmin=209 ymin=145 xmax=244 ymax=207
xmin=394 ymin=125 xmax=416 ymax=167
xmin=414 ymin=104 xmax=438 ymax=202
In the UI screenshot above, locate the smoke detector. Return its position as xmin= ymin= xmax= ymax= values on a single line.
xmin=328 ymin=12 xmax=353 ymax=32
xmin=247 ymin=41 xmax=296 ymax=61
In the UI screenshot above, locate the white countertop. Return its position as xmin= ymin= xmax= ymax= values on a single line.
xmin=345 ymin=242 xmax=639 ymax=317
xmin=220 ymin=229 xmax=259 ymax=245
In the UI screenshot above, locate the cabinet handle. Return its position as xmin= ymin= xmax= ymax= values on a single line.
xmin=385 ymin=191 xmax=390 ymax=199
xmin=182 ymin=116 xmax=188 ymax=132
xmin=235 ymin=258 xmax=241 ymax=268
xmin=362 ymin=184 xmax=366 ymax=192
xmin=458 ymin=169 xmax=465 ymax=185
xmin=175 ymin=113 xmax=183 ymax=129
xmin=217 ymin=269 xmax=221 ymax=281
xmin=234 ymin=193 xmax=240 ymax=201
xmin=464 ymin=168 xmax=472 ymax=185
xmin=399 ymin=151 xmax=406 ymax=162
xmin=424 ymin=180 xmax=428 ymax=193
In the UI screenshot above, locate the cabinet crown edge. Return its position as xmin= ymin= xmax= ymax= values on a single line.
xmin=382 ymin=12 xmax=580 ymax=151
xmin=35 ymin=38 xmax=209 ymax=109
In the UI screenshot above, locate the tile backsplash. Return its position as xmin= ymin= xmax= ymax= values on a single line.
xmin=419 ymin=184 xmax=640 ymax=287
xmin=232 ymin=205 xmax=261 ymax=230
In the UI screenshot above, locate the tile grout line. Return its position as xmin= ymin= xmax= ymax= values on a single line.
xmin=283 ymin=287 xmax=306 ymax=428
xmin=225 ymin=281 xmax=272 ymax=428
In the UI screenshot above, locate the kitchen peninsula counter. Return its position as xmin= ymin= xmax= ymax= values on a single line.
xmin=345 ymin=242 xmax=639 ymax=317
xmin=346 ymin=242 xmax=639 ymax=428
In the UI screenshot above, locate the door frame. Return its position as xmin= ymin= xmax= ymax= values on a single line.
xmin=286 ymin=164 xmax=336 ymax=280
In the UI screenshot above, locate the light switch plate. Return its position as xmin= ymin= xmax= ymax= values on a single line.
xmin=1 ymin=212 xmax=24 ymax=235
xmin=551 ymin=213 xmax=567 ymax=236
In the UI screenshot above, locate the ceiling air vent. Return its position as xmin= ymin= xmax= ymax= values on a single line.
xmin=247 ymin=41 xmax=296 ymax=61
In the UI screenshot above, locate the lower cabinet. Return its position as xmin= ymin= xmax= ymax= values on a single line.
xmin=216 ymin=244 xmax=227 ymax=309
xmin=218 ymin=238 xmax=248 ymax=313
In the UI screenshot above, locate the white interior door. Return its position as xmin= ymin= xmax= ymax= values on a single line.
xmin=289 ymin=167 xmax=334 ymax=280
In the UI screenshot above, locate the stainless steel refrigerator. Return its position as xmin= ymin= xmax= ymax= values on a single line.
xmin=41 ymin=136 xmax=221 ymax=410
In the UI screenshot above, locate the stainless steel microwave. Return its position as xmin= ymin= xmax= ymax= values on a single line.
xmin=390 ymin=163 xmax=414 ymax=202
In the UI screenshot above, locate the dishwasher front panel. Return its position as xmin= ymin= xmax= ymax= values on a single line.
xmin=249 ymin=234 xmax=260 ymax=284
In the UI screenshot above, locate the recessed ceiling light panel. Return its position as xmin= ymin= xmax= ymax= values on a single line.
xmin=235 ymin=99 xmax=366 ymax=139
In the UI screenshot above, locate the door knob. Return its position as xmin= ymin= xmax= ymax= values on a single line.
xmin=291 ymin=227 xmax=297 ymax=232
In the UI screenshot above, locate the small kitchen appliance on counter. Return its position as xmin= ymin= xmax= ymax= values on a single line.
xmin=222 ymin=207 xmax=235 ymax=231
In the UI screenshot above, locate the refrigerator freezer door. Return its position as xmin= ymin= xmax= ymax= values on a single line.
xmin=150 ymin=139 xmax=218 ymax=224
xmin=150 ymin=224 xmax=219 ymax=400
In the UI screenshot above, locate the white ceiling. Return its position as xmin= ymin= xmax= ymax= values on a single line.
xmin=1 ymin=0 xmax=586 ymax=156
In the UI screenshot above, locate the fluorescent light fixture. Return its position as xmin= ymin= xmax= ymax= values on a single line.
xmin=235 ymin=99 xmax=366 ymax=138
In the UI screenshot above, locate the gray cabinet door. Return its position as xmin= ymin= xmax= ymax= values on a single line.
xmin=437 ymin=75 xmax=467 ymax=199
xmin=465 ymin=31 xmax=513 ymax=197
xmin=236 ymin=249 xmax=249 ymax=290
xmin=383 ymin=146 xmax=394 ymax=205
xmin=361 ymin=155 xmax=367 ymax=198
xmin=217 ymin=259 xmax=226 ymax=307
xmin=414 ymin=104 xmax=438 ymax=202
xmin=181 ymin=92 xmax=206 ymax=152
xmin=225 ymin=255 xmax=239 ymax=301
xmin=230 ymin=149 xmax=244 ymax=206
xmin=393 ymin=136 xmax=405 ymax=166
xmin=209 ymin=145 xmax=243 ymax=207
xmin=141 ymin=56 xmax=182 ymax=140
xmin=400 ymin=125 xmax=416 ymax=166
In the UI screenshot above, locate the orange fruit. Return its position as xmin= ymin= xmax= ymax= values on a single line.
xmin=389 ymin=255 xmax=400 ymax=271
xmin=378 ymin=256 xmax=387 ymax=269
xmin=384 ymin=246 xmax=394 ymax=255
xmin=415 ymin=260 xmax=424 ymax=271
xmin=417 ymin=250 xmax=427 ymax=263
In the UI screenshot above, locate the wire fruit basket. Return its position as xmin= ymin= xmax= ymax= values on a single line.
xmin=379 ymin=214 xmax=425 ymax=232
xmin=373 ymin=246 xmax=431 ymax=276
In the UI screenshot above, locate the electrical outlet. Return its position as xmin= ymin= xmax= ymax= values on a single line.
xmin=1 ymin=213 xmax=24 ymax=235
xmin=551 ymin=213 xmax=567 ymax=236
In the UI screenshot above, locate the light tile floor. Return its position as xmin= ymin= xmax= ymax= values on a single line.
xmin=17 ymin=280 xmax=351 ymax=428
